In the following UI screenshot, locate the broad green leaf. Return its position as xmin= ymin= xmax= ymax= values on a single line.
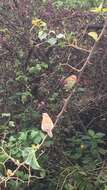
xmin=38 ymin=31 xmax=47 ymax=40
xmin=28 ymin=65 xmax=41 ymax=74
xmin=88 ymin=32 xmax=98 ymax=41
xmin=96 ymin=132 xmax=105 ymax=138
xmin=16 ymin=171 xmax=29 ymax=180
xmin=58 ymin=41 xmax=65 ymax=48
xmin=47 ymin=38 xmax=57 ymax=45
xmin=30 ymin=130 xmax=42 ymax=144
xmin=0 ymin=152 xmax=9 ymax=162
xmin=88 ymin=129 xmax=95 ymax=137
xmin=22 ymin=147 xmax=41 ymax=170
xmin=18 ymin=131 xmax=28 ymax=142
xmin=21 ymin=91 xmax=32 ymax=104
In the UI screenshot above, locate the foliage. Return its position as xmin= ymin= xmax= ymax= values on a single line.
xmin=52 ymin=0 xmax=100 ymax=8
xmin=57 ymin=130 xmax=107 ymax=190
xmin=0 ymin=118 xmax=47 ymax=187
xmin=0 ymin=0 xmax=107 ymax=190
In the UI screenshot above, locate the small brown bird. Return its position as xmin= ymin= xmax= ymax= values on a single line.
xmin=64 ymin=75 xmax=77 ymax=90
xmin=41 ymin=113 xmax=54 ymax=137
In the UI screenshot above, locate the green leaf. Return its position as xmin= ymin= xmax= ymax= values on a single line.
xmin=9 ymin=136 xmax=16 ymax=142
xmin=96 ymin=132 xmax=105 ymax=138
xmin=38 ymin=31 xmax=47 ymax=40
xmin=18 ymin=131 xmax=28 ymax=142
xmin=0 ymin=152 xmax=9 ymax=162
xmin=64 ymin=183 xmax=74 ymax=190
xmin=41 ymin=63 xmax=48 ymax=69
xmin=16 ymin=171 xmax=29 ymax=180
xmin=22 ymin=147 xmax=41 ymax=170
xmin=16 ymin=75 xmax=27 ymax=82
xmin=21 ymin=91 xmax=32 ymax=104
xmin=47 ymin=37 xmax=57 ymax=45
xmin=30 ymin=130 xmax=42 ymax=144
xmin=28 ymin=65 xmax=41 ymax=74
xmin=88 ymin=129 xmax=95 ymax=137
xmin=30 ymin=130 xmax=45 ymax=144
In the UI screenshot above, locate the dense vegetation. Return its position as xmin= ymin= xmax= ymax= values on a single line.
xmin=0 ymin=0 xmax=107 ymax=190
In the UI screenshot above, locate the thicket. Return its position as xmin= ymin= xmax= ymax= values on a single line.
xmin=0 ymin=0 xmax=107 ymax=190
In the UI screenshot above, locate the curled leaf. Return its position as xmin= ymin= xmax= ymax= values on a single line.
xmin=41 ymin=113 xmax=54 ymax=138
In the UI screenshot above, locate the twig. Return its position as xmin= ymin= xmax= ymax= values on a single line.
xmin=0 ymin=51 xmax=9 ymax=56
xmin=86 ymin=111 xmax=107 ymax=128
xmin=66 ymin=43 xmax=90 ymax=53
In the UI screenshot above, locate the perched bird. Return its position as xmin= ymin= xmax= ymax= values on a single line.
xmin=64 ymin=75 xmax=77 ymax=90
xmin=41 ymin=113 xmax=54 ymax=138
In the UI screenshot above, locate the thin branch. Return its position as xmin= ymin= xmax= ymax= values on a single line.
xmin=66 ymin=43 xmax=90 ymax=53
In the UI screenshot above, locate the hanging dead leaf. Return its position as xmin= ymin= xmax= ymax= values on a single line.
xmin=41 ymin=113 xmax=54 ymax=138
xmin=64 ymin=75 xmax=77 ymax=90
